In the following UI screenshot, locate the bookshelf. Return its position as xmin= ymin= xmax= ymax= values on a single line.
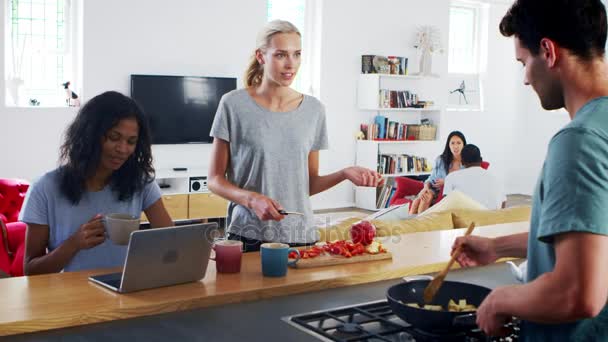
xmin=355 ymin=73 xmax=442 ymax=211
xmin=361 ymin=107 xmax=440 ymax=112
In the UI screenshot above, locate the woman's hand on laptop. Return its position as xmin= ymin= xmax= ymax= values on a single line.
xmin=70 ymin=214 xmax=106 ymax=250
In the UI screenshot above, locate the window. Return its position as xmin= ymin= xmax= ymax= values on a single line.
xmin=447 ymin=0 xmax=488 ymax=110
xmin=267 ymin=0 xmax=322 ymax=96
xmin=5 ymin=0 xmax=82 ymax=107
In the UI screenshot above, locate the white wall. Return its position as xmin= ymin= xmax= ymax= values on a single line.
xmin=441 ymin=3 xmax=521 ymax=195
xmin=506 ymin=90 xmax=570 ymax=195
xmin=1 ymin=0 xmax=564 ymax=208
xmin=0 ymin=0 xmax=266 ymax=181
xmin=313 ymin=0 xmax=528 ymax=208
xmin=311 ymin=0 xmax=450 ymax=210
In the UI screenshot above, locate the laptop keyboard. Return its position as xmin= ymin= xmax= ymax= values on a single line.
xmin=92 ymin=272 xmax=122 ymax=289
xmin=104 ymin=277 xmax=121 ymax=289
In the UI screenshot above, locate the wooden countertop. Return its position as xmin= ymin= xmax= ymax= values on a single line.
xmin=0 ymin=222 xmax=528 ymax=336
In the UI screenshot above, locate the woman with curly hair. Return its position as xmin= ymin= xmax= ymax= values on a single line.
xmin=20 ymin=91 xmax=173 ymax=274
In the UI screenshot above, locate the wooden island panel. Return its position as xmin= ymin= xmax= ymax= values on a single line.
xmin=0 ymin=221 xmax=528 ymax=336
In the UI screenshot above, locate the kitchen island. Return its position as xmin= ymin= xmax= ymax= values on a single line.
xmin=0 ymin=222 xmax=528 ymax=340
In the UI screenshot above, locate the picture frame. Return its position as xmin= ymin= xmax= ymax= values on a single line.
xmin=447 ymin=74 xmax=482 ymax=110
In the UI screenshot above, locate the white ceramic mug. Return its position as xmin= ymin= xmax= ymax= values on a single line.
xmin=103 ymin=213 xmax=140 ymax=245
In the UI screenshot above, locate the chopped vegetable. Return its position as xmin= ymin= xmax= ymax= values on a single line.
xmin=400 ymin=299 xmax=477 ymax=312
xmin=288 ymin=239 xmax=388 ymax=259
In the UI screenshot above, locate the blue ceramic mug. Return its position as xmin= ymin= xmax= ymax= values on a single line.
xmin=260 ymin=243 xmax=300 ymax=277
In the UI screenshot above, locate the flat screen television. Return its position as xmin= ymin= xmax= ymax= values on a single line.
xmin=130 ymin=75 xmax=237 ymax=144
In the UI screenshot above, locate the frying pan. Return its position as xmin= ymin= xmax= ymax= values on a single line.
xmin=386 ymin=275 xmax=490 ymax=333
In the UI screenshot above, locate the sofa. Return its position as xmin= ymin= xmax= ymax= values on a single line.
xmin=0 ymin=178 xmax=30 ymax=277
xmin=317 ymin=205 xmax=531 ymax=242
xmin=389 ymin=161 xmax=490 ymax=207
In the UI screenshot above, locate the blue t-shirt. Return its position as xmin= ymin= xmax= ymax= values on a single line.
xmin=19 ymin=168 xmax=162 ymax=272
xmin=426 ymin=156 xmax=464 ymax=186
xmin=525 ymin=97 xmax=608 ymax=341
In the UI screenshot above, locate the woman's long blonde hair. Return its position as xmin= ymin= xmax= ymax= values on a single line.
xmin=244 ymin=20 xmax=301 ymax=88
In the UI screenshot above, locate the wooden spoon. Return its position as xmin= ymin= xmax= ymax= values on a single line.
xmin=423 ymin=222 xmax=476 ymax=304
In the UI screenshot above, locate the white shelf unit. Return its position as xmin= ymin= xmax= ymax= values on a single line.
xmin=359 ymin=107 xmax=441 ymax=112
xmin=355 ymin=140 xmax=438 ymax=210
xmin=155 ymin=168 xmax=207 ymax=195
xmin=355 ymin=73 xmax=443 ymax=211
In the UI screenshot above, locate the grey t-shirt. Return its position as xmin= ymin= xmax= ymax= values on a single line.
xmin=210 ymin=89 xmax=328 ymax=243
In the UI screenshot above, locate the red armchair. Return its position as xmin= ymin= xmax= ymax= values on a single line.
xmin=0 ymin=178 xmax=29 ymax=224
xmin=0 ymin=178 xmax=30 ymax=276
xmin=0 ymin=220 xmax=26 ymax=276
xmin=389 ymin=161 xmax=490 ymax=207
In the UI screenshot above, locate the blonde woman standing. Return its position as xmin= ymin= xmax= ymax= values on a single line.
xmin=208 ymin=20 xmax=382 ymax=252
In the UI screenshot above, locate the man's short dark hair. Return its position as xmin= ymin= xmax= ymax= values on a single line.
xmin=499 ymin=0 xmax=607 ymax=60
xmin=462 ymin=144 xmax=482 ymax=165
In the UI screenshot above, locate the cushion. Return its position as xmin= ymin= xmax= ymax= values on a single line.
xmin=451 ymin=206 xmax=532 ymax=228
xmin=6 ymin=222 xmax=26 ymax=276
xmin=390 ymin=177 xmax=425 ymax=207
xmin=0 ymin=179 xmax=30 ymax=223
xmin=317 ymin=211 xmax=454 ymax=241
xmin=372 ymin=211 xmax=454 ymax=236
xmin=0 ymin=224 xmax=11 ymax=275
xmin=10 ymin=242 xmax=25 ymax=277
xmin=365 ymin=203 xmax=410 ymax=221
xmin=419 ymin=190 xmax=487 ymax=216
xmin=317 ymin=217 xmax=361 ymax=242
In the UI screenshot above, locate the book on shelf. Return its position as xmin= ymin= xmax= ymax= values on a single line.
xmin=379 ymin=89 xmax=425 ymax=109
xmin=362 ymin=55 xmax=375 ymax=74
xmin=374 ymin=115 xmax=387 ymax=139
xmin=378 ymin=154 xmax=430 ymax=174
xmin=399 ymin=57 xmax=409 ymax=75
xmin=368 ymin=115 xmax=410 ymax=140
xmin=361 ymin=55 xmax=408 ymax=75
xmin=359 ymin=115 xmax=437 ymax=141
xmin=360 ymin=124 xmax=369 ymax=140
xmin=376 ymin=178 xmax=396 ymax=209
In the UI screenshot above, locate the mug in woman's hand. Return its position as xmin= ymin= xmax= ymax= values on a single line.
xmin=103 ymin=213 xmax=140 ymax=245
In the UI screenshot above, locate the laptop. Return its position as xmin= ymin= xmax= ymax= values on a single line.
xmin=89 ymin=223 xmax=216 ymax=293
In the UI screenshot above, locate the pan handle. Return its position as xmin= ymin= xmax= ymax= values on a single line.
xmin=452 ymin=313 xmax=478 ymax=329
xmin=402 ymin=275 xmax=433 ymax=282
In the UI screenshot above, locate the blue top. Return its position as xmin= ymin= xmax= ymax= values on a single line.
xmin=524 ymin=97 xmax=608 ymax=341
xmin=425 ymin=156 xmax=464 ymax=185
xmin=19 ymin=168 xmax=162 ymax=272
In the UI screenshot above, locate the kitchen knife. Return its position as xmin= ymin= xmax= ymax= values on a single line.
xmin=278 ymin=210 xmax=305 ymax=216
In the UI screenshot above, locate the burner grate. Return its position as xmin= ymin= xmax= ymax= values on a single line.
xmin=291 ymin=301 xmax=411 ymax=341
xmin=286 ymin=300 xmax=519 ymax=342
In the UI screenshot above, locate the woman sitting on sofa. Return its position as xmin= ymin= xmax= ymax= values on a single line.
xmin=20 ymin=91 xmax=173 ymax=275
xmin=408 ymin=131 xmax=467 ymax=214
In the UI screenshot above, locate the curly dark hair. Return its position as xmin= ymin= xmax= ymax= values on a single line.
xmin=499 ymin=0 xmax=607 ymax=60
xmin=440 ymin=131 xmax=467 ymax=174
xmin=59 ymin=91 xmax=155 ymax=204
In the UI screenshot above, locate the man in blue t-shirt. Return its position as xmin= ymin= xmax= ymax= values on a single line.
xmin=452 ymin=0 xmax=608 ymax=340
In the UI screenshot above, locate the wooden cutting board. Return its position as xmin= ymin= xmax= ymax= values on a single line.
xmin=289 ymin=251 xmax=393 ymax=269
